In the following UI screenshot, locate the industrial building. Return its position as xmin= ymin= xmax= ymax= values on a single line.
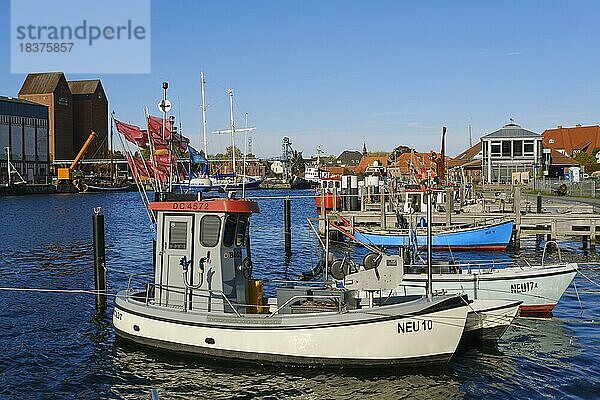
xmin=17 ymin=72 xmax=108 ymax=163
xmin=0 ymin=96 xmax=49 ymax=184
xmin=18 ymin=72 xmax=73 ymax=162
xmin=69 ymin=80 xmax=108 ymax=160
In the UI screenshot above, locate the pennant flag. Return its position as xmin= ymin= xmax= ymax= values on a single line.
xmin=188 ymin=145 xmax=208 ymax=164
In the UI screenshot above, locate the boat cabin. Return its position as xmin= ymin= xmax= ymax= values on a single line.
xmin=148 ymin=199 xmax=260 ymax=313
xmin=403 ymin=188 xmax=446 ymax=213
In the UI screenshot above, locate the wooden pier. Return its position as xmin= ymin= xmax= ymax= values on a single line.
xmin=334 ymin=187 xmax=600 ymax=249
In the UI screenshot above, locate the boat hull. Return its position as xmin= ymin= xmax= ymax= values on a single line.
xmin=463 ymin=299 xmax=521 ymax=341
xmin=113 ymin=293 xmax=468 ymax=366
xmin=397 ymin=263 xmax=578 ymax=317
xmin=354 ymin=221 xmax=514 ymax=250
xmin=315 ymin=194 xmax=342 ymax=210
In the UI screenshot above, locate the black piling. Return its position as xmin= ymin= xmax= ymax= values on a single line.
xmin=284 ymin=198 xmax=292 ymax=256
xmin=536 ymin=194 xmax=543 ymax=213
xmin=93 ymin=207 xmax=107 ymax=313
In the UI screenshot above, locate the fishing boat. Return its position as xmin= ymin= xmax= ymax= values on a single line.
xmin=351 ymin=220 xmax=515 ymax=251
xmin=314 ymin=177 xmax=342 ymax=210
xmin=398 ymin=256 xmax=578 ymax=317
xmin=328 ymin=187 xmax=522 ymax=342
xmin=113 ymin=196 xmax=471 ymax=366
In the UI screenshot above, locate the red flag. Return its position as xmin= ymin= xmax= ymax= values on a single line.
xmin=147 ymin=115 xmax=171 ymax=140
xmin=115 ymin=119 xmax=148 ymax=148
xmin=147 ymin=115 xmax=189 ymax=152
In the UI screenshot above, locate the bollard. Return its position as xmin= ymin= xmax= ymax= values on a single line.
xmin=93 ymin=207 xmax=107 ymax=313
xmin=284 ymin=198 xmax=292 ymax=256
xmin=536 ymin=194 xmax=542 ymax=213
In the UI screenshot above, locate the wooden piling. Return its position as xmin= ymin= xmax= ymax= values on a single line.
xmin=380 ymin=191 xmax=386 ymax=229
xmin=445 ymin=188 xmax=453 ymax=227
xmin=591 ymin=220 xmax=597 ymax=250
xmin=93 ymin=207 xmax=107 ymax=314
xmin=513 ymin=187 xmax=521 ymax=248
xmin=284 ymin=198 xmax=292 ymax=256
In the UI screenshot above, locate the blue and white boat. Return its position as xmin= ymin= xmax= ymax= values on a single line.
xmin=172 ymin=146 xmax=213 ymax=193
xmin=352 ymin=220 xmax=514 ymax=250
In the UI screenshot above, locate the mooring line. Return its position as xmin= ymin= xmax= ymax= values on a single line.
xmin=0 ymin=286 xmax=119 ymax=297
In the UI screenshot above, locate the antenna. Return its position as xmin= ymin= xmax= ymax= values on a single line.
xmin=201 ymin=72 xmax=208 ymax=156
xmin=468 ymin=123 xmax=472 ymax=147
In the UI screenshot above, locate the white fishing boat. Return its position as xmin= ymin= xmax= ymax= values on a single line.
xmin=113 ymin=196 xmax=470 ymax=366
xmin=398 ymin=258 xmax=578 ymax=317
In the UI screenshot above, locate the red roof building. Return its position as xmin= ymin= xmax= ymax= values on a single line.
xmin=542 ymin=125 xmax=600 ymax=157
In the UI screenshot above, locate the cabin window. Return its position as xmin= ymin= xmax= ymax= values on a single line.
xmin=223 ymin=215 xmax=238 ymax=247
xmin=200 ymin=215 xmax=221 ymax=247
xmin=168 ymin=221 xmax=188 ymax=250
xmin=236 ymin=215 xmax=248 ymax=246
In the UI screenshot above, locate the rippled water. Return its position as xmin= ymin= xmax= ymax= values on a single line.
xmin=0 ymin=190 xmax=598 ymax=399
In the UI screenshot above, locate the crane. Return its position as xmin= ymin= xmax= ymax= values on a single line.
xmin=57 ymin=131 xmax=96 ymax=181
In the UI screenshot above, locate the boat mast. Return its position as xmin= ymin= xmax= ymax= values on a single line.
xmin=201 ymin=72 xmax=208 ymax=157
xmin=110 ymin=112 xmax=115 ymax=182
xmin=227 ymin=89 xmax=236 ymax=182
xmin=426 ymin=173 xmax=433 ymax=300
xmin=243 ymin=112 xmax=248 ymax=197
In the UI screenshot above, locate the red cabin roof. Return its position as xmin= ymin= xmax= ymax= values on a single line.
xmin=149 ymin=199 xmax=260 ymax=214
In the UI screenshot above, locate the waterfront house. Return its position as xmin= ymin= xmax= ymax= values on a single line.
xmin=481 ymin=123 xmax=542 ymax=184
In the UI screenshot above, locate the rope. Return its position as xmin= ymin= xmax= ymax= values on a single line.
xmin=0 ymin=286 xmax=119 ymax=297
xmin=577 ymin=269 xmax=600 ymax=288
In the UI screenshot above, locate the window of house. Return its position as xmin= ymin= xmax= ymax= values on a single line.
xmin=501 ymin=141 xmax=511 ymax=157
xmin=524 ymin=141 xmax=534 ymax=156
xmin=513 ymin=141 xmax=523 ymax=157
xmin=491 ymin=141 xmax=501 ymax=156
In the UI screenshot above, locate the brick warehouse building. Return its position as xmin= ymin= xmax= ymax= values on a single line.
xmin=69 ymin=80 xmax=108 ymax=159
xmin=0 ymin=96 xmax=49 ymax=184
xmin=18 ymin=72 xmax=73 ymax=162
xmin=17 ymin=72 xmax=108 ymax=162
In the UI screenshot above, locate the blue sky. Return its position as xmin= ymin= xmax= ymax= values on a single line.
xmin=2 ymin=0 xmax=600 ymax=158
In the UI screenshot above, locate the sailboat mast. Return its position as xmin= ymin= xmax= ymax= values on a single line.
xmin=201 ymin=72 xmax=208 ymax=157
xmin=110 ymin=113 xmax=115 ymax=182
xmin=227 ymin=89 xmax=236 ymax=180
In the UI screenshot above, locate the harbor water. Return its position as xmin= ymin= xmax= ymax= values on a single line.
xmin=0 ymin=190 xmax=598 ymax=399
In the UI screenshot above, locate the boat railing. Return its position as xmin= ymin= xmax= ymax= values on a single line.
xmin=542 ymin=240 xmax=562 ymax=266
xmin=266 ymin=294 xmax=344 ymax=318
xmin=143 ymin=282 xmax=243 ymax=318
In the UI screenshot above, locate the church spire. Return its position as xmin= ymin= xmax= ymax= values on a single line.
xmin=362 ymin=141 xmax=367 ymax=157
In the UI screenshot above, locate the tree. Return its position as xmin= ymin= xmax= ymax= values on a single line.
xmin=574 ymin=151 xmax=598 ymax=172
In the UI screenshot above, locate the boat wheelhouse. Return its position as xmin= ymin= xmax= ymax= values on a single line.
xmin=315 ymin=177 xmax=342 ymax=210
